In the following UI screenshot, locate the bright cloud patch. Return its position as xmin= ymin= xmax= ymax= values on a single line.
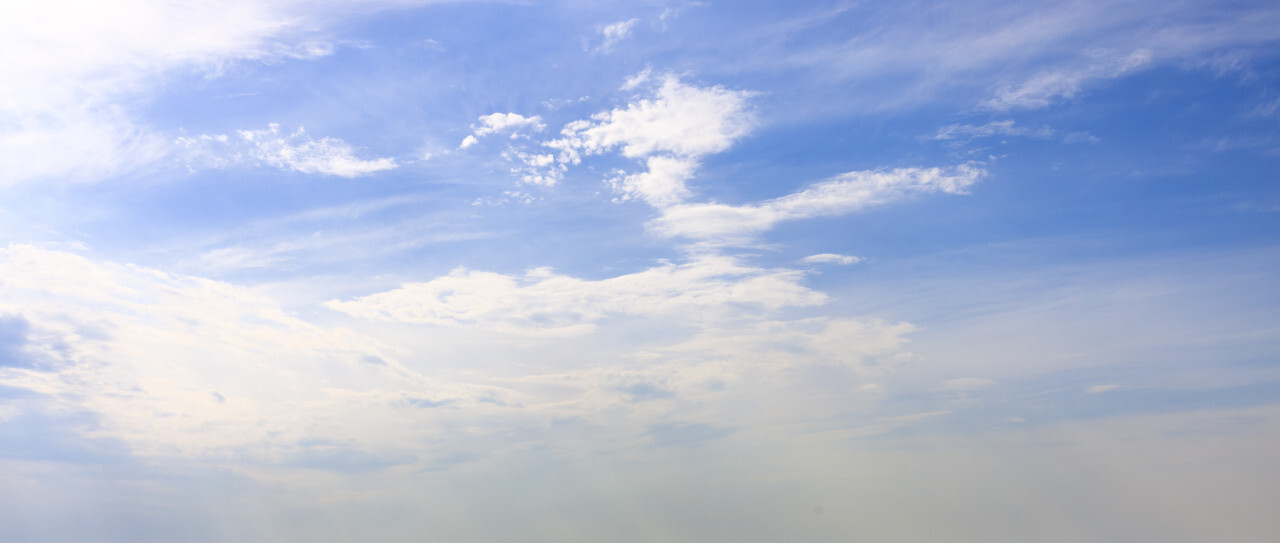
xmin=327 ymin=254 xmax=826 ymax=336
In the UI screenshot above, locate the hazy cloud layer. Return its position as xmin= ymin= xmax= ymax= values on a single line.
xmin=328 ymin=254 xmax=825 ymax=336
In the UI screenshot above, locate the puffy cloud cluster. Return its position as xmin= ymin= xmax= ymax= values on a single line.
xmin=548 ymin=73 xmax=755 ymax=163
xmin=460 ymin=112 xmax=547 ymax=149
xmin=534 ymin=73 xmax=756 ymax=204
xmin=465 ymin=75 xmax=754 ymax=191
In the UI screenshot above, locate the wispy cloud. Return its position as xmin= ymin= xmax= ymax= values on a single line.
xmin=650 ymin=165 xmax=983 ymax=243
xmin=1064 ymin=131 xmax=1101 ymax=144
xmin=985 ymin=49 xmax=1153 ymax=110
xmin=0 ymin=0 xmax=344 ymax=185
xmin=178 ymin=124 xmax=397 ymax=177
xmin=1249 ymin=97 xmax=1280 ymax=118
xmin=802 ymin=253 xmax=863 ymax=265
xmin=726 ymin=1 xmax=1280 ymax=117
xmin=594 ymin=18 xmax=640 ymax=53
xmin=934 ymin=120 xmax=1055 ymax=141
xmin=327 ymin=254 xmax=826 ymax=336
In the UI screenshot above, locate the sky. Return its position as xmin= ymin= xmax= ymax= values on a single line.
xmin=2 ymin=1 xmax=1280 ymax=541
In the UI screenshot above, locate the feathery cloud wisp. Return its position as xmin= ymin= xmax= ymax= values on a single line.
xmin=650 ymin=165 xmax=984 ymax=243
xmin=178 ymin=124 xmax=397 ymax=177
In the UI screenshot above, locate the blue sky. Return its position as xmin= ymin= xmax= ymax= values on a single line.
xmin=2 ymin=1 xmax=1280 ymax=541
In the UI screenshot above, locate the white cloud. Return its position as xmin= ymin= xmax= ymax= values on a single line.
xmin=549 ymin=75 xmax=755 ymax=162
xmin=650 ymin=165 xmax=984 ymax=243
xmin=934 ymin=120 xmax=1054 ymax=140
xmin=658 ymin=3 xmax=706 ymax=24
xmin=180 ymin=124 xmax=397 ymax=177
xmin=502 ymin=150 xmax=563 ymax=186
xmin=473 ymin=74 xmax=753 ymax=195
xmin=0 ymin=244 xmax=921 ymax=477
xmin=0 ymin=110 xmax=171 ymax=187
xmin=0 ymin=0 xmax=343 ymax=185
xmin=596 ymin=18 xmax=640 ymax=53
xmin=522 ymin=74 xmax=977 ymax=246
xmin=493 ymin=315 xmax=919 ymax=430
xmin=473 ymin=112 xmax=546 ymax=137
xmin=1086 ymin=384 xmax=1122 ymax=394
xmin=606 ymin=156 xmax=698 ymax=207
xmin=985 ymin=49 xmax=1153 ymax=110
xmin=802 ymin=253 xmax=863 ymax=265
xmin=621 ymin=67 xmax=654 ymax=90
xmin=0 ymin=244 xmax=485 ymax=462
xmin=0 ymin=0 xmax=477 ymax=186
xmin=541 ymin=73 xmax=754 ymax=205
xmin=461 ymin=113 xmax=550 ymax=178
xmin=327 ymin=254 xmax=826 ymax=336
